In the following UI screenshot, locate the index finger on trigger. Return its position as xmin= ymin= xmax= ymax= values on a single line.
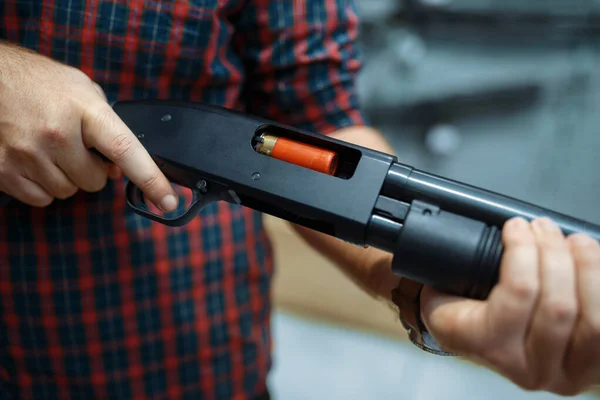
xmin=82 ymin=103 xmax=178 ymax=212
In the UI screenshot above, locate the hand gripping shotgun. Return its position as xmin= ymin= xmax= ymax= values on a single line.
xmin=107 ymin=100 xmax=600 ymax=302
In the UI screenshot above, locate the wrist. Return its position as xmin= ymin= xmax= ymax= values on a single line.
xmin=360 ymin=246 xmax=400 ymax=301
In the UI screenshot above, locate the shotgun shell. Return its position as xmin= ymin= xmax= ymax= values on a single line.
xmin=256 ymin=134 xmax=338 ymax=175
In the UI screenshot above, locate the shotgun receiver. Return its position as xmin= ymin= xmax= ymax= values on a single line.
xmin=109 ymin=100 xmax=600 ymax=300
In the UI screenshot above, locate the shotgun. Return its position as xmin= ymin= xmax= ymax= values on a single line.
xmin=5 ymin=99 xmax=600 ymax=300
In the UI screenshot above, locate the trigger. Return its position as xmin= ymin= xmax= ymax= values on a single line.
xmin=125 ymin=180 xmax=204 ymax=227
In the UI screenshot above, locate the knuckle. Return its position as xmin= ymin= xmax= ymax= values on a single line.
xmin=40 ymin=124 xmax=68 ymax=145
xmin=88 ymin=106 xmax=138 ymax=163
xmin=92 ymin=82 xmax=107 ymax=99
xmin=33 ymin=194 xmax=54 ymax=208
xmin=482 ymin=350 xmax=539 ymax=392
xmin=54 ymin=184 xmax=78 ymax=200
xmin=576 ymin=253 xmax=600 ymax=273
xmin=108 ymin=133 xmax=135 ymax=161
xmin=507 ymin=278 xmax=539 ymax=302
xmin=91 ymin=104 xmax=114 ymax=127
xmin=544 ymin=299 xmax=577 ymax=323
xmin=41 ymin=176 xmax=75 ymax=200
xmin=68 ymin=65 xmax=92 ymax=83
xmin=76 ymin=165 xmax=108 ymax=193
xmin=86 ymin=175 xmax=107 ymax=193
xmin=140 ymin=171 xmax=160 ymax=191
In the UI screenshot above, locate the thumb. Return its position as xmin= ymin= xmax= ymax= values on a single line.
xmin=419 ymin=218 xmax=541 ymax=357
xmin=420 ymin=285 xmax=489 ymax=356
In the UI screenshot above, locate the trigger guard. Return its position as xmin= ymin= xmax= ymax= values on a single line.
xmin=125 ymin=181 xmax=204 ymax=227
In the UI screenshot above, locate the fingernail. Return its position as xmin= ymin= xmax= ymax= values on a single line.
xmin=160 ymin=194 xmax=178 ymax=212
xmin=538 ymin=218 xmax=558 ymax=232
xmin=506 ymin=217 xmax=528 ymax=231
xmin=569 ymin=233 xmax=597 ymax=247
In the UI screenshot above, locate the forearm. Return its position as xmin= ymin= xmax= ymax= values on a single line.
xmin=291 ymin=224 xmax=398 ymax=299
xmin=289 ymin=125 xmax=401 ymax=300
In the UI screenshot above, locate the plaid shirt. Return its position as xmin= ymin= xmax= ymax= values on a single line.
xmin=0 ymin=1 xmax=365 ymax=399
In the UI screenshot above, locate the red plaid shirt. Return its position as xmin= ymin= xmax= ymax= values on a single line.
xmin=0 ymin=1 xmax=365 ymax=399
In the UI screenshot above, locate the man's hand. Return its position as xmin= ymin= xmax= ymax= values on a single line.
xmin=0 ymin=41 xmax=177 ymax=210
xmin=421 ymin=217 xmax=600 ymax=396
xmin=291 ymin=124 xmax=600 ymax=395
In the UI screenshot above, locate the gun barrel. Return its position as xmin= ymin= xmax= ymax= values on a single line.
xmin=381 ymin=163 xmax=600 ymax=242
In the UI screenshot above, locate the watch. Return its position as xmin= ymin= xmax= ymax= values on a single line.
xmin=391 ymin=278 xmax=457 ymax=356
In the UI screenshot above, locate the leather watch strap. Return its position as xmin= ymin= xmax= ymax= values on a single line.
xmin=391 ymin=278 xmax=456 ymax=356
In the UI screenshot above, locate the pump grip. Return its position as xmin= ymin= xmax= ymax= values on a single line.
xmin=392 ymin=201 xmax=503 ymax=300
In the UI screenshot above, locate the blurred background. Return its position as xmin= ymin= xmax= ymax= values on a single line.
xmin=265 ymin=1 xmax=600 ymax=399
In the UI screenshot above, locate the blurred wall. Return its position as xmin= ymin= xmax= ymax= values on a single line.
xmin=355 ymin=0 xmax=600 ymax=223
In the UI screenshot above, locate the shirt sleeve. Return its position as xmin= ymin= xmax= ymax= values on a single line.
xmin=233 ymin=0 xmax=368 ymax=134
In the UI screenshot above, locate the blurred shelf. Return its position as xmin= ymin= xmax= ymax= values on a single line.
xmin=353 ymin=0 xmax=600 ymax=224
xmin=358 ymin=0 xmax=600 ymax=49
xmin=357 ymin=44 xmax=595 ymax=112
xmin=357 ymin=0 xmax=600 ymax=19
xmin=411 ymin=0 xmax=600 ymax=17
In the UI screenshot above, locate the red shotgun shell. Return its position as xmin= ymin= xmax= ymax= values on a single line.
xmin=256 ymin=134 xmax=338 ymax=175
